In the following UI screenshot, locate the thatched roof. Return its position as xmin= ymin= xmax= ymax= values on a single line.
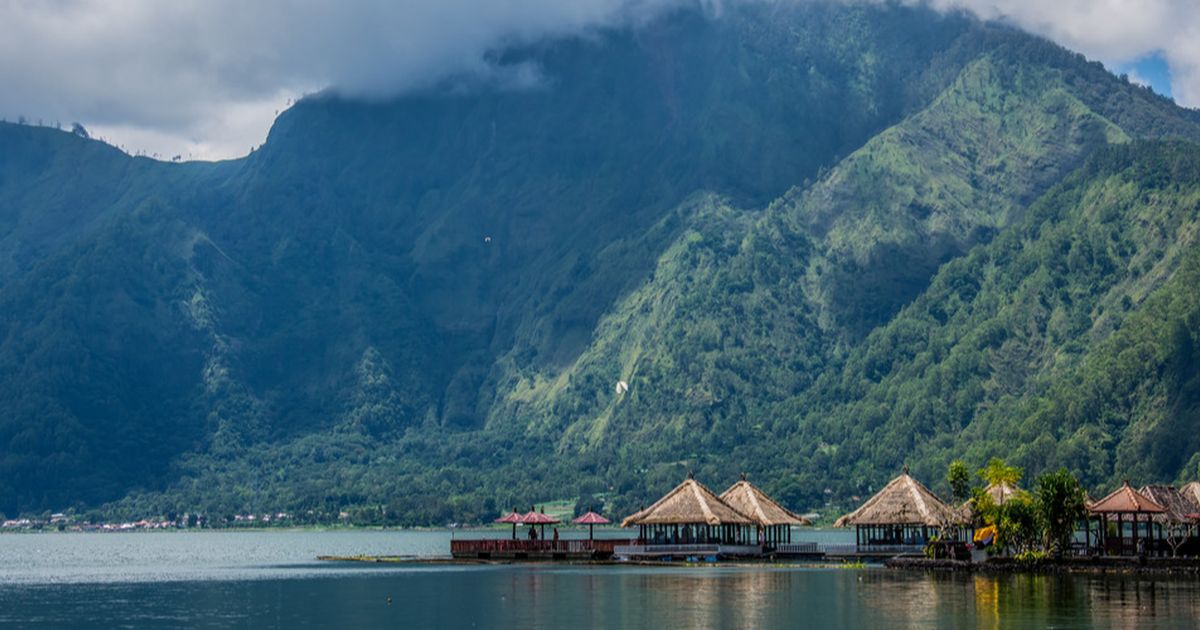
xmin=1180 ymin=482 xmax=1200 ymax=510
xmin=1088 ymin=481 xmax=1165 ymax=514
xmin=960 ymin=482 xmax=1025 ymax=517
xmin=1139 ymin=485 xmax=1200 ymax=523
xmin=720 ymin=480 xmax=811 ymax=527
xmin=834 ymin=472 xmax=963 ymax=527
xmin=622 ymin=478 xmax=754 ymax=527
xmin=982 ymin=482 xmax=1024 ymax=505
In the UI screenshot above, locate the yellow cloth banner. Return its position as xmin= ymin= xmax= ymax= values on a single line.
xmin=973 ymin=525 xmax=997 ymax=543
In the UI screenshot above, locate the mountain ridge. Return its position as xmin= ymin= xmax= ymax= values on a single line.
xmin=2 ymin=3 xmax=1200 ymax=521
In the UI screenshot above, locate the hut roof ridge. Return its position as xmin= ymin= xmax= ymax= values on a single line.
xmin=834 ymin=472 xmax=962 ymax=527
xmin=621 ymin=478 xmax=754 ymax=527
xmin=1138 ymin=484 xmax=1199 ymax=523
xmin=719 ymin=479 xmax=810 ymax=526
xmin=1089 ymin=481 xmax=1165 ymax=514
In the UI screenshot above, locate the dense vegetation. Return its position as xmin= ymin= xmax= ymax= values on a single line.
xmin=2 ymin=2 xmax=1200 ymax=524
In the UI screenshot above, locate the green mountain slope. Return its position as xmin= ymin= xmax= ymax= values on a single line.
xmin=2 ymin=2 xmax=1200 ymax=521
xmin=492 ymin=41 xmax=1193 ymax=483
xmin=790 ymin=141 xmax=1200 ymax=497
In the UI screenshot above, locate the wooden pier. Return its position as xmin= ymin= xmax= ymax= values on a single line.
xmin=450 ymin=539 xmax=633 ymax=561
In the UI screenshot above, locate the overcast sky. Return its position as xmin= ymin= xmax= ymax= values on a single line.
xmin=1 ymin=0 xmax=1196 ymax=161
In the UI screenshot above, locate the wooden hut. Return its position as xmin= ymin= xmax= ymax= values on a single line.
xmin=835 ymin=470 xmax=966 ymax=550
xmin=1140 ymin=484 xmax=1200 ymax=556
xmin=1088 ymin=481 xmax=1166 ymax=556
xmin=621 ymin=476 xmax=757 ymax=548
xmin=719 ymin=477 xmax=811 ymax=548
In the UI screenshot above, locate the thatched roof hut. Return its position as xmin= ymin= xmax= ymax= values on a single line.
xmin=719 ymin=479 xmax=811 ymax=527
xmin=835 ymin=472 xmax=963 ymax=528
xmin=622 ymin=478 xmax=754 ymax=527
xmin=1139 ymin=485 xmax=1200 ymax=524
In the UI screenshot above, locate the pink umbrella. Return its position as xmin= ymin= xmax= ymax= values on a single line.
xmin=572 ymin=511 xmax=610 ymax=540
xmin=523 ymin=507 xmax=560 ymax=540
xmin=495 ymin=510 xmax=526 ymax=539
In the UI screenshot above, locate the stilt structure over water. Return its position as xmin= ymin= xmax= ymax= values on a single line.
xmin=719 ymin=476 xmax=810 ymax=550
xmin=835 ymin=469 xmax=967 ymax=554
xmin=616 ymin=475 xmax=759 ymax=559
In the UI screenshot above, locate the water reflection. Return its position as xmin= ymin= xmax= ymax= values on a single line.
xmin=4 ymin=564 xmax=1200 ymax=628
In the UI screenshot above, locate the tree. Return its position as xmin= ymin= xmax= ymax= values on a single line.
xmin=979 ymin=458 xmax=1023 ymax=487
xmin=1033 ymin=468 xmax=1088 ymax=557
xmin=1165 ymin=521 xmax=1191 ymax=558
xmin=947 ymin=460 xmax=972 ymax=503
xmin=996 ymin=495 xmax=1040 ymax=554
xmin=574 ymin=494 xmax=601 ymax=518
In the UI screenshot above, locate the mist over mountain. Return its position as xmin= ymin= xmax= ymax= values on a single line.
xmin=2 ymin=2 xmax=1199 ymax=522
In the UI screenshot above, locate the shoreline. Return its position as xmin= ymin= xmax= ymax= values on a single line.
xmin=886 ymin=556 xmax=1200 ymax=575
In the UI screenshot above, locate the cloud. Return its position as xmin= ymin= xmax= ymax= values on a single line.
xmin=0 ymin=0 xmax=688 ymax=160
xmin=915 ymin=0 xmax=1200 ymax=105
xmin=0 ymin=0 xmax=1197 ymax=160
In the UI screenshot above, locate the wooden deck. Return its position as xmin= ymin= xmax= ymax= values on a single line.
xmin=450 ymin=539 xmax=633 ymax=560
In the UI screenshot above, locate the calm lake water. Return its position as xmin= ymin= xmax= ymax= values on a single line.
xmin=1 ymin=530 xmax=1198 ymax=628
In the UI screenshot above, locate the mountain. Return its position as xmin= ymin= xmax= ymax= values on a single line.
xmin=2 ymin=2 xmax=1200 ymax=522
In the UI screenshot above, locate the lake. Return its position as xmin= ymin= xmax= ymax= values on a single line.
xmin=1 ymin=530 xmax=1198 ymax=628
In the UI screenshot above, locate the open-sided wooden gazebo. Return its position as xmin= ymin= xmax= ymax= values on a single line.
xmin=720 ymin=477 xmax=810 ymax=548
xmin=1088 ymin=481 xmax=1166 ymax=556
xmin=835 ymin=470 xmax=966 ymax=550
xmin=622 ymin=476 xmax=756 ymax=546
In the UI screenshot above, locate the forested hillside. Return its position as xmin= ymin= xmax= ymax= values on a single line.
xmin=2 ymin=2 xmax=1199 ymax=523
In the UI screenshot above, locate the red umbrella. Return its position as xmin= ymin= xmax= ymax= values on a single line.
xmin=495 ymin=510 xmax=526 ymax=539
xmin=523 ymin=508 xmax=560 ymax=540
xmin=572 ymin=511 xmax=610 ymax=540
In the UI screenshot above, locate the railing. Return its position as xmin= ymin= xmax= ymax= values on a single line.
xmin=639 ymin=544 xmax=721 ymax=554
xmin=774 ymin=543 xmax=819 ymax=554
xmin=851 ymin=544 xmax=925 ymax=555
xmin=451 ymin=539 xmax=635 ymax=555
xmin=613 ymin=544 xmax=763 ymax=557
xmin=769 ymin=543 xmax=925 ymax=556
